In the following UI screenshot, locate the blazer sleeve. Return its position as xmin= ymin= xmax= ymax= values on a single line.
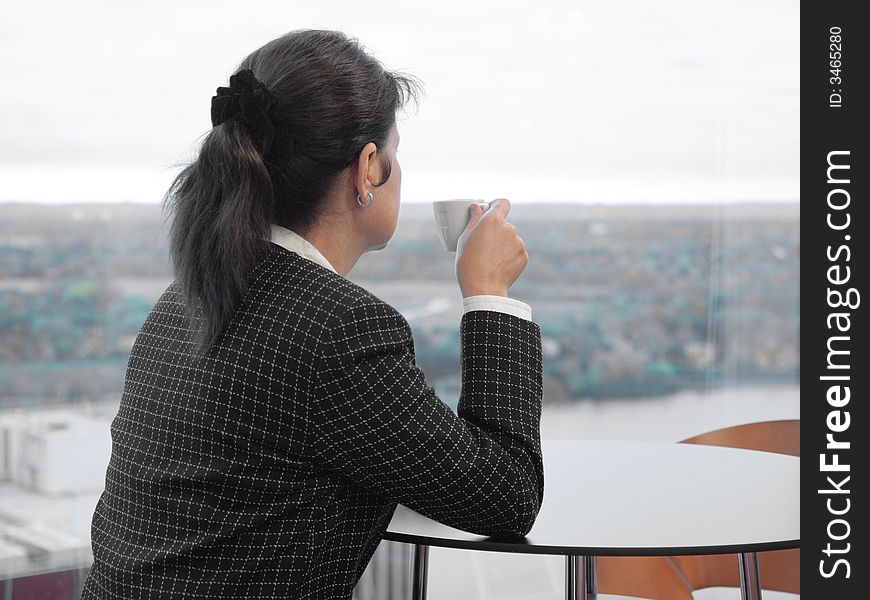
xmin=309 ymin=297 xmax=544 ymax=538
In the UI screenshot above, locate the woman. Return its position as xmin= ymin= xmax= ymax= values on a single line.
xmin=81 ymin=29 xmax=543 ymax=600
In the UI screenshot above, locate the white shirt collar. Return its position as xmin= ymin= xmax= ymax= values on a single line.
xmin=269 ymin=224 xmax=339 ymax=275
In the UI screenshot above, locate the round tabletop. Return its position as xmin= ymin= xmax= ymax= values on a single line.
xmin=383 ymin=439 xmax=800 ymax=556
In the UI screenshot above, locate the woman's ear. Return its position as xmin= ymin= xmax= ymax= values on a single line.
xmin=354 ymin=141 xmax=379 ymax=196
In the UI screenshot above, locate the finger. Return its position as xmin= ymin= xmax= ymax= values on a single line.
xmin=464 ymin=203 xmax=485 ymax=231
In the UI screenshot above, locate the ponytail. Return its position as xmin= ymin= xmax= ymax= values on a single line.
xmin=162 ymin=118 xmax=274 ymax=356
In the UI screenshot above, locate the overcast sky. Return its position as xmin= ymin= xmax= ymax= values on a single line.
xmin=1 ymin=0 xmax=799 ymax=204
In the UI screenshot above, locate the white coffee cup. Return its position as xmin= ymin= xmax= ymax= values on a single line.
xmin=433 ymin=199 xmax=492 ymax=252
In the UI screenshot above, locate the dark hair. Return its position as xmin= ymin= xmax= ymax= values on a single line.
xmin=162 ymin=29 xmax=423 ymax=356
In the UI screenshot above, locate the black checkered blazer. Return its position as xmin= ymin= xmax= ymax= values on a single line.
xmin=81 ymin=242 xmax=544 ymax=600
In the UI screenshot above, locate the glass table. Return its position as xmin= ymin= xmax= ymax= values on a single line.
xmin=383 ymin=440 xmax=800 ymax=600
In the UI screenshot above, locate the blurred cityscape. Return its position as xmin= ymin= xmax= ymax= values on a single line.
xmin=0 ymin=201 xmax=799 ymax=410
xmin=0 ymin=200 xmax=799 ymax=598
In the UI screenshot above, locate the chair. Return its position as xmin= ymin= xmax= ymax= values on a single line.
xmin=596 ymin=420 xmax=800 ymax=599
xmin=596 ymin=555 xmax=694 ymax=600
xmin=671 ymin=420 xmax=799 ymax=597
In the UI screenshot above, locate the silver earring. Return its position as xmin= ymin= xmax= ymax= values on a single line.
xmin=356 ymin=191 xmax=374 ymax=207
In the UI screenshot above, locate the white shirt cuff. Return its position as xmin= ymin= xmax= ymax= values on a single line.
xmin=462 ymin=295 xmax=532 ymax=321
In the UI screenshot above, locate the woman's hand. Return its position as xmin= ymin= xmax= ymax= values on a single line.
xmin=455 ymin=198 xmax=529 ymax=298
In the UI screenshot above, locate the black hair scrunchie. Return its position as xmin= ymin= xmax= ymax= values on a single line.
xmin=211 ymin=69 xmax=278 ymax=156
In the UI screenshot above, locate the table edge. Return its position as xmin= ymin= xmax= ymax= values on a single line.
xmin=380 ymin=532 xmax=800 ymax=556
